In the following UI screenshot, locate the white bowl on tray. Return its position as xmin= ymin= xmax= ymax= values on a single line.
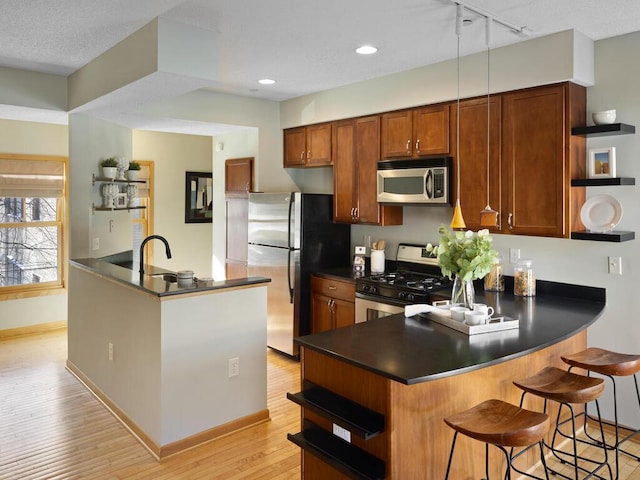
xmin=592 ymin=109 xmax=616 ymax=125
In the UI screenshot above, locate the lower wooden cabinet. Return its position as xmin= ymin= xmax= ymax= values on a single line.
xmin=310 ymin=275 xmax=355 ymax=333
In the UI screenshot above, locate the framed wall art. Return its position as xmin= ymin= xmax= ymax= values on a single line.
xmin=115 ymin=193 xmax=127 ymax=208
xmin=588 ymin=147 xmax=616 ymax=178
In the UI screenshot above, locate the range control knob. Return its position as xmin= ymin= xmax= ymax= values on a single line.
xmin=406 ymin=293 xmax=415 ymax=302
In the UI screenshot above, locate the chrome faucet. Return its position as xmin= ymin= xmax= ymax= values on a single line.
xmin=139 ymin=235 xmax=172 ymax=275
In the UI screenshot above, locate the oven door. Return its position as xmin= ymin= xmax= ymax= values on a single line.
xmin=355 ymin=295 xmax=406 ymax=323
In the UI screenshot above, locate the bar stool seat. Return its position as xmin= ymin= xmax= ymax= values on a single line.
xmin=514 ymin=366 xmax=612 ymax=480
xmin=444 ymin=399 xmax=550 ymax=479
xmin=562 ymin=348 xmax=640 ymax=479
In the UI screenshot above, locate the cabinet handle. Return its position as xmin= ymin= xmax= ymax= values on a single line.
xmin=406 ymin=139 xmax=411 ymax=153
xmin=327 ymin=299 xmax=332 ymax=309
xmin=300 ymin=151 xmax=304 ymax=160
xmin=415 ymin=139 xmax=420 ymax=152
xmin=508 ymin=213 xmax=513 ymax=230
xmin=328 ymin=285 xmax=337 ymax=290
xmin=307 ymin=150 xmax=311 ymax=160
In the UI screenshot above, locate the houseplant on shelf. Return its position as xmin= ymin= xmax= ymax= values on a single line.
xmin=126 ymin=161 xmax=141 ymax=181
xmin=100 ymin=157 xmax=118 ymax=180
xmin=426 ymin=225 xmax=498 ymax=308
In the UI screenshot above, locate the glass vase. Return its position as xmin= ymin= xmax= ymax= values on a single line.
xmin=451 ymin=275 xmax=475 ymax=309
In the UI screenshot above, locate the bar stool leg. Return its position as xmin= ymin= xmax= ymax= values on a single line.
xmin=444 ymin=431 xmax=458 ymax=479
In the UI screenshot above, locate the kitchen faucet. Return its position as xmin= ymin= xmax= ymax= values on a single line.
xmin=139 ymin=235 xmax=172 ymax=275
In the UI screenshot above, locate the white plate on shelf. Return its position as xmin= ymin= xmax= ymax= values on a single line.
xmin=580 ymin=194 xmax=623 ymax=232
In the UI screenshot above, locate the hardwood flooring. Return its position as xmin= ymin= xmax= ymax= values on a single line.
xmin=0 ymin=329 xmax=300 ymax=479
xmin=1 ymin=328 xmax=639 ymax=479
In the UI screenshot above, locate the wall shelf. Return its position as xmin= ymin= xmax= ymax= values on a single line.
xmin=92 ymin=204 xmax=146 ymax=213
xmin=571 ymin=177 xmax=635 ymax=186
xmin=92 ymin=174 xmax=146 ymax=185
xmin=571 ymin=231 xmax=635 ymax=242
xmin=571 ymin=123 xmax=636 ymax=136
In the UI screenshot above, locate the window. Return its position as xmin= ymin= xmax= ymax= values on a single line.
xmin=0 ymin=154 xmax=66 ymax=295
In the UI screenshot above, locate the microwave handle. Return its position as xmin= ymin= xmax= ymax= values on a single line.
xmin=425 ymin=169 xmax=433 ymax=199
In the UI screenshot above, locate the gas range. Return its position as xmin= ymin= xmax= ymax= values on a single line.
xmin=355 ymin=244 xmax=451 ymax=304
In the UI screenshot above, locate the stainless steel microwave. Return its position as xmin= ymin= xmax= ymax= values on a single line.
xmin=377 ymin=157 xmax=452 ymax=205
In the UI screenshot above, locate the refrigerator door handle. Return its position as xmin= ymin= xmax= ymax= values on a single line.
xmin=287 ymin=193 xmax=294 ymax=249
xmin=287 ymin=248 xmax=294 ymax=304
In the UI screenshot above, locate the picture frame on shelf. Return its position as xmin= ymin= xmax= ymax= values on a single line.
xmin=115 ymin=193 xmax=127 ymax=208
xmin=588 ymin=147 xmax=616 ymax=178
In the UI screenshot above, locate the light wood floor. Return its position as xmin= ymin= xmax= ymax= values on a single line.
xmin=1 ymin=329 xmax=639 ymax=479
xmin=0 ymin=329 xmax=301 ymax=479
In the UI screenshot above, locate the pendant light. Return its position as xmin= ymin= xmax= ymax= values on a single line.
xmin=479 ymin=16 xmax=499 ymax=228
xmin=450 ymin=3 xmax=466 ymax=231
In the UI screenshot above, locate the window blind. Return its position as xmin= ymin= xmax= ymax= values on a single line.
xmin=0 ymin=156 xmax=66 ymax=197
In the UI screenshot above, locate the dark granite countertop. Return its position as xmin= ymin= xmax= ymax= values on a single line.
xmin=295 ymin=284 xmax=606 ymax=385
xmin=70 ymin=255 xmax=270 ymax=298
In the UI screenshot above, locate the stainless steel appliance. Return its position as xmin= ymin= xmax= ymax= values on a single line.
xmin=248 ymin=192 xmax=350 ymax=358
xmin=355 ymin=244 xmax=451 ymax=323
xmin=377 ymin=157 xmax=452 ymax=204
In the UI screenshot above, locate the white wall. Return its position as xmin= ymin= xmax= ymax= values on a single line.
xmin=0 ymin=119 xmax=68 ymax=330
xmin=133 ymin=130 xmax=213 ymax=277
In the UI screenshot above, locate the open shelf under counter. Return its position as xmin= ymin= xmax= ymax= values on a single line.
xmin=571 ymin=123 xmax=636 ymax=136
xmin=571 ymin=230 xmax=635 ymax=242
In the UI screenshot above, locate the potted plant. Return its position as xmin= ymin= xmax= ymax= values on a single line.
xmin=426 ymin=225 xmax=498 ymax=309
xmin=126 ymin=160 xmax=141 ymax=181
xmin=100 ymin=157 xmax=118 ymax=180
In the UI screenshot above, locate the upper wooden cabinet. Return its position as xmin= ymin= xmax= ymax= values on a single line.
xmin=381 ymin=104 xmax=450 ymax=159
xmin=333 ymin=116 xmax=402 ymax=226
xmin=284 ymin=123 xmax=333 ymax=167
xmin=453 ymin=83 xmax=585 ymax=238
xmin=225 ymin=157 xmax=253 ymax=197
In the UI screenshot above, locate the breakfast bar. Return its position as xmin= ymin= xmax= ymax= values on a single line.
xmin=290 ymin=282 xmax=606 ymax=479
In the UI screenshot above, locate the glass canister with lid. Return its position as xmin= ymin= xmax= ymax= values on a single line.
xmin=514 ymin=259 xmax=536 ymax=296
xmin=484 ymin=256 xmax=504 ymax=292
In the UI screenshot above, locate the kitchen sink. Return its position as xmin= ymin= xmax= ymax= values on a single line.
xmin=150 ymin=272 xmax=177 ymax=283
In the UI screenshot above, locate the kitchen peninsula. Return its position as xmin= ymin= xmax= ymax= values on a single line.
xmin=67 ymin=254 xmax=270 ymax=459
xmin=290 ymin=282 xmax=606 ymax=479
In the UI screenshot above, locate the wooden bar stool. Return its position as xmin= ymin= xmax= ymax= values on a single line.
xmin=444 ymin=399 xmax=551 ymax=479
xmin=513 ymin=366 xmax=612 ymax=480
xmin=562 ymin=348 xmax=640 ymax=479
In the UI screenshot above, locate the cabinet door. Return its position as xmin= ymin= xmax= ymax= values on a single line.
xmin=333 ymin=120 xmax=357 ymax=222
xmin=225 ymin=157 xmax=253 ymax=197
xmin=502 ymin=85 xmax=566 ymax=237
xmin=414 ymin=104 xmax=450 ymax=156
xmin=455 ymin=97 xmax=502 ymax=232
xmin=311 ymin=292 xmax=334 ymax=333
xmin=333 ymin=298 xmax=355 ymax=329
xmin=381 ymin=110 xmax=413 ymax=159
xmin=354 ymin=116 xmax=383 ymax=224
xmin=306 ymin=123 xmax=333 ymax=166
xmin=284 ymin=127 xmax=306 ymax=167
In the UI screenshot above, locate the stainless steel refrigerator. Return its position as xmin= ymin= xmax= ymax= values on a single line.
xmin=248 ymin=192 xmax=351 ymax=358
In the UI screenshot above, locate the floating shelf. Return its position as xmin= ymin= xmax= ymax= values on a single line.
xmin=571 ymin=230 xmax=635 ymax=242
xmin=92 ymin=204 xmax=146 ymax=213
xmin=571 ymin=123 xmax=636 ymax=136
xmin=287 ymin=383 xmax=385 ymax=441
xmin=92 ymin=174 xmax=146 ymax=185
xmin=288 ymin=423 xmax=386 ymax=480
xmin=571 ymin=177 xmax=636 ymax=186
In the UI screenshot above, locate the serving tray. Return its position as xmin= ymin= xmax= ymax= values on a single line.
xmin=405 ymin=303 xmax=519 ymax=335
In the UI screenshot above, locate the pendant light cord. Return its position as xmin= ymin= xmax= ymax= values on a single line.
xmin=486 ymin=17 xmax=491 ymax=208
xmin=456 ymin=4 xmax=462 ymax=205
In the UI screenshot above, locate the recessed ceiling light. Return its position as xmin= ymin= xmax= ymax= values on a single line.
xmin=258 ymin=78 xmax=276 ymax=85
xmin=355 ymin=45 xmax=378 ymax=55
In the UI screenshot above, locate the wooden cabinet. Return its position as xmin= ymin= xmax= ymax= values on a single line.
xmin=284 ymin=123 xmax=332 ymax=167
xmin=333 ymin=116 xmax=402 ymax=225
xmin=310 ymin=275 xmax=355 ymax=333
xmin=225 ymin=157 xmax=253 ymax=197
xmin=381 ymin=104 xmax=449 ymax=159
xmin=453 ymin=83 xmax=585 ymax=238
xmin=453 ymin=96 xmax=502 ymax=232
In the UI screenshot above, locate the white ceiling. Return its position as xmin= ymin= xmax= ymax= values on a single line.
xmin=2 ymin=0 xmax=640 ymax=131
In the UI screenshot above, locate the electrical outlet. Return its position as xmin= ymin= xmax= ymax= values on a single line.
xmin=332 ymin=424 xmax=351 ymax=443
xmin=108 ymin=342 xmax=114 ymax=361
xmin=509 ymin=248 xmax=521 ymax=264
xmin=92 ymin=237 xmax=100 ymax=251
xmin=608 ymin=256 xmax=622 ymax=275
xmin=355 ymin=246 xmax=366 ymax=255
xmin=228 ymin=357 xmax=239 ymax=377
